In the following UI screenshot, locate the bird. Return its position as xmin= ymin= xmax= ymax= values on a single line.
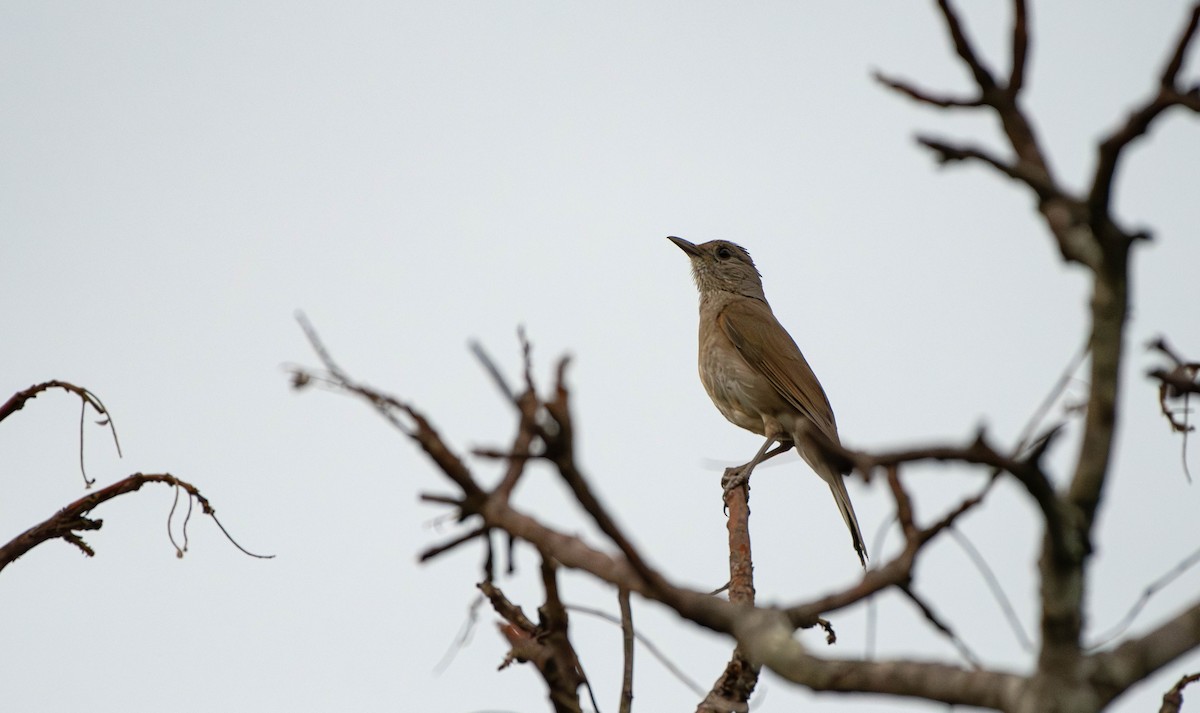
xmin=668 ymin=236 xmax=867 ymax=567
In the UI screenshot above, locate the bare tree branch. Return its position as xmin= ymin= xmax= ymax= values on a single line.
xmin=1160 ymin=671 xmax=1200 ymax=713
xmin=1088 ymin=544 xmax=1200 ymax=650
xmin=916 ymin=137 xmax=1059 ymax=201
xmin=568 ymin=604 xmax=706 ymax=696
xmin=298 ymin=327 xmax=1043 ymax=708
xmin=754 ymin=639 xmax=1022 ymax=709
xmin=480 ymin=558 xmax=588 ymax=713
xmin=1086 ymin=600 xmax=1200 ymax=705
xmin=0 ymin=380 xmax=123 ymax=487
xmin=934 ymin=0 xmax=999 ymax=93
xmin=899 ymin=583 xmax=982 ymax=669
xmin=872 ymin=70 xmax=983 ymax=108
xmin=1008 ymin=0 xmax=1029 ymax=95
xmin=949 ymin=528 xmax=1035 ymax=652
xmin=618 ymin=588 xmax=634 ymax=713
xmin=1089 ymin=3 xmax=1200 ymax=221
xmin=0 ymin=472 xmax=271 ymax=573
xmin=297 ymin=2 xmax=1200 ymax=675
xmin=802 ymin=427 xmax=1068 ymax=561
xmin=539 ymin=359 xmax=684 ymax=609
xmin=698 ymin=466 xmax=760 ymax=712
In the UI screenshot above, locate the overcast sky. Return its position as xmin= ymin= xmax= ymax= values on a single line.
xmin=2 ymin=2 xmax=1198 ymax=712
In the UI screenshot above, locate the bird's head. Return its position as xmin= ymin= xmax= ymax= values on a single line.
xmin=667 ymin=236 xmax=766 ymax=301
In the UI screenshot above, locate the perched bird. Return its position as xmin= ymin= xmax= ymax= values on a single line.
xmin=668 ymin=236 xmax=867 ymax=567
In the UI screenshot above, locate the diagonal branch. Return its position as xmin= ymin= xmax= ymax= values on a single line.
xmin=540 ymin=358 xmax=679 ymax=604
xmin=785 ymin=466 xmax=992 ymax=626
xmin=802 ymin=427 xmax=1068 ymax=560
xmin=899 ymin=583 xmax=982 ymax=669
xmin=1086 ymin=599 xmax=1200 ymax=706
xmin=935 ymin=0 xmax=999 ymax=93
xmin=916 ymin=137 xmax=1058 ymax=200
xmin=1089 ymin=3 xmax=1200 ymax=227
xmin=873 ymin=71 xmax=983 ymax=108
xmin=294 ymin=314 xmax=485 ymax=504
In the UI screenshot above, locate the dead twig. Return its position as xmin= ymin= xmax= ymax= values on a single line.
xmin=0 ymin=472 xmax=272 ymax=573
xmin=0 ymin=380 xmax=124 ymax=487
xmin=1161 ymin=671 xmax=1200 ymax=713
xmin=1148 ymin=337 xmax=1200 ymax=482
xmin=568 ymin=603 xmax=707 ymax=696
xmin=1088 ymin=543 xmax=1200 ymax=650
xmin=618 ymin=588 xmax=634 ymax=713
xmin=481 ymin=557 xmax=588 ymax=713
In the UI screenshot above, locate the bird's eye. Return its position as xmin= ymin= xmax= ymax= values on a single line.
xmin=716 ymin=247 xmax=732 ymax=260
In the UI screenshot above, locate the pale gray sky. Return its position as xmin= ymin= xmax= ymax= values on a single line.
xmin=2 ymin=2 xmax=1198 ymax=711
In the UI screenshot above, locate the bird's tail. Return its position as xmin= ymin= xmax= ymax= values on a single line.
xmin=823 ymin=464 xmax=868 ymax=568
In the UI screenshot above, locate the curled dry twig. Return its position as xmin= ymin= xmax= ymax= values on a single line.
xmin=0 ymin=379 xmax=124 ymax=487
xmin=0 ymin=472 xmax=272 ymax=573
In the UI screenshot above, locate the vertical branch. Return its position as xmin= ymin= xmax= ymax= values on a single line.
xmin=697 ymin=474 xmax=760 ymax=712
xmin=1007 ymin=0 xmax=1029 ymax=95
xmin=1066 ymin=261 xmax=1128 ymax=523
xmin=618 ymin=589 xmax=634 ymax=713
xmin=723 ymin=480 xmax=755 ymax=608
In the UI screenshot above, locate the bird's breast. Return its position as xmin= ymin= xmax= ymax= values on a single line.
xmin=697 ymin=329 xmax=783 ymax=436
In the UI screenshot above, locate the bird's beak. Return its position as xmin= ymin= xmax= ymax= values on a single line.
xmin=667 ymin=236 xmax=702 ymax=257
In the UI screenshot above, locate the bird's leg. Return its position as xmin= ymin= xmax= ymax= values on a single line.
xmin=721 ymin=438 xmax=791 ymax=497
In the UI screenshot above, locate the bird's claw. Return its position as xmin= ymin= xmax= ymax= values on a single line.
xmin=721 ymin=467 xmax=750 ymax=513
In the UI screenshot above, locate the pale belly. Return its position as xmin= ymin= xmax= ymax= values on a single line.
xmin=698 ymin=348 xmax=789 ymax=437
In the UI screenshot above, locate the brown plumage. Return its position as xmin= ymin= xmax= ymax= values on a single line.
xmin=669 ymin=235 xmax=867 ymax=567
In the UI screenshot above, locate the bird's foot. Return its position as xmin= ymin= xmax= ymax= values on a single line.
xmin=721 ymin=466 xmax=750 ymax=513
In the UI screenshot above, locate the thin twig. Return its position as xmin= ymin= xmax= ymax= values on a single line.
xmin=0 ymin=380 xmax=124 ymax=487
xmin=948 ymin=528 xmax=1034 ymax=652
xmin=1013 ymin=338 xmax=1089 ymax=457
xmin=1160 ymin=671 xmax=1200 ymax=713
xmin=1008 ymin=0 xmax=1029 ymax=95
xmin=420 ymin=526 xmax=487 ymax=562
xmin=618 ymin=589 xmax=634 ymax=713
xmin=899 ymin=584 xmax=983 ymax=669
xmin=168 ymin=483 xmax=184 ymax=557
xmin=568 ymin=604 xmax=707 ymax=696
xmin=0 ymin=472 xmax=272 ymax=573
xmin=935 ymin=0 xmax=999 ymax=91
xmin=470 ymin=340 xmax=518 ymax=406
xmin=1090 ymin=3 xmax=1200 ymax=218
xmin=1087 ymin=543 xmax=1200 ymax=650
xmin=917 ymin=137 xmax=1058 ymax=201
xmin=541 ymin=358 xmax=676 ymax=601
xmin=295 ymin=313 xmax=486 ymax=503
xmin=873 ymin=70 xmax=982 ymax=108
xmin=433 ymin=593 xmax=484 ymax=675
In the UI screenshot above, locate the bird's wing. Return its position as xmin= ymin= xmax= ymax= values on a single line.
xmin=718 ymin=297 xmax=840 ymax=445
